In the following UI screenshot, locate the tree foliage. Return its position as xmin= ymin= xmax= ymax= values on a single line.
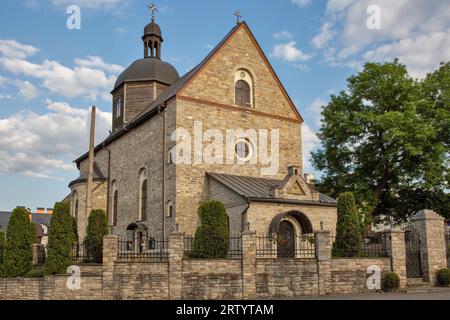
xmin=312 ymin=60 xmax=450 ymax=221
xmin=332 ymin=193 xmax=364 ymax=257
xmin=2 ymin=208 xmax=35 ymax=277
xmin=192 ymin=201 xmax=229 ymax=258
xmin=84 ymin=209 xmax=108 ymax=263
xmin=44 ymin=202 xmax=76 ymax=275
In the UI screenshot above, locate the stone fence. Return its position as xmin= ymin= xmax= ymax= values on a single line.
xmin=0 ymin=209 xmax=448 ymax=300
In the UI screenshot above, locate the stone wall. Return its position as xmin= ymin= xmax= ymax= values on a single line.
xmin=331 ymin=258 xmax=391 ymax=294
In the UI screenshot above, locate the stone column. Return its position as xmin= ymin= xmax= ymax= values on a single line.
xmin=411 ymin=209 xmax=447 ymax=284
xmin=315 ymin=230 xmax=332 ymax=295
xmin=168 ymin=232 xmax=184 ymax=300
xmin=32 ymin=244 xmax=42 ymax=267
xmin=385 ymin=229 xmax=407 ymax=288
xmin=242 ymin=231 xmax=257 ymax=299
xmin=102 ymin=235 xmax=119 ymax=300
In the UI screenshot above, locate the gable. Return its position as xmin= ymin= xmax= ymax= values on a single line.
xmin=179 ymin=23 xmax=302 ymax=122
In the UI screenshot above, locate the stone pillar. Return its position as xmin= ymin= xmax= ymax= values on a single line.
xmin=102 ymin=235 xmax=119 ymax=299
xmin=411 ymin=209 xmax=447 ymax=284
xmin=242 ymin=231 xmax=257 ymax=299
xmin=385 ymin=229 xmax=407 ymax=288
xmin=315 ymin=230 xmax=332 ymax=295
xmin=32 ymin=244 xmax=44 ymax=267
xmin=168 ymin=232 xmax=184 ymax=300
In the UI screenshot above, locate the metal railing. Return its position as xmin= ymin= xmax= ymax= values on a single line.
xmin=72 ymin=241 xmax=103 ymax=264
xmin=184 ymin=235 xmax=242 ymax=259
xmin=256 ymin=233 xmax=316 ymax=259
xmin=118 ymin=237 xmax=168 ymax=262
xmin=331 ymin=232 xmax=388 ymax=258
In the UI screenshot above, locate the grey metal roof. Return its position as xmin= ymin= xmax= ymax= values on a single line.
xmin=144 ymin=21 xmax=162 ymax=37
xmin=68 ymin=162 xmax=107 ymax=187
xmin=0 ymin=212 xmax=52 ymax=232
xmin=113 ymin=58 xmax=179 ymax=90
xmin=207 ymin=172 xmax=337 ymax=205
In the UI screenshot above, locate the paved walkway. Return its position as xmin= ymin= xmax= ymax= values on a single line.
xmin=293 ymin=290 xmax=450 ymax=300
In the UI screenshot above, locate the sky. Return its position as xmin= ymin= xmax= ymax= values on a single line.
xmin=0 ymin=0 xmax=449 ymax=211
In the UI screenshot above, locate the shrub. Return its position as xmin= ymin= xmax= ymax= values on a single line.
xmin=192 ymin=201 xmax=229 ymax=258
xmin=332 ymin=192 xmax=364 ymax=257
xmin=437 ymin=268 xmax=450 ymax=287
xmin=84 ymin=209 xmax=108 ymax=263
xmin=0 ymin=231 xmax=5 ymax=263
xmin=24 ymin=267 xmax=44 ymax=278
xmin=382 ymin=272 xmax=400 ymax=292
xmin=2 ymin=207 xmax=36 ymax=277
xmin=44 ymin=202 xmax=76 ymax=275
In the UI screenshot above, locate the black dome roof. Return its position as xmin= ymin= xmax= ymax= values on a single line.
xmin=114 ymin=58 xmax=180 ymax=90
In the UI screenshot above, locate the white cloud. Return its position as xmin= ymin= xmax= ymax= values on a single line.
xmin=302 ymin=123 xmax=320 ymax=172
xmin=292 ymin=0 xmax=312 ymax=7
xmin=271 ymin=42 xmax=312 ymax=62
xmin=311 ymin=22 xmax=335 ymax=49
xmin=0 ymin=100 xmax=111 ymax=179
xmin=13 ymin=80 xmax=39 ymax=100
xmin=0 ymin=40 xmax=39 ymax=59
xmin=0 ymin=40 xmax=123 ymax=101
xmin=315 ymin=0 xmax=450 ymax=78
xmin=273 ymin=31 xmax=294 ymax=40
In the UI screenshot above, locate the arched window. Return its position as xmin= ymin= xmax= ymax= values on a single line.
xmin=139 ymin=169 xmax=148 ymax=221
xmin=111 ymin=181 xmax=118 ymax=226
xmin=234 ymin=69 xmax=253 ymax=107
xmin=72 ymin=190 xmax=79 ymax=222
xmin=115 ymin=97 xmax=122 ymax=118
xmin=234 ymin=137 xmax=254 ymax=162
xmin=167 ymin=201 xmax=174 ymax=218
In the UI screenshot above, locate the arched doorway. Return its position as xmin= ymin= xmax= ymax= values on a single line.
xmin=277 ymin=220 xmax=296 ymax=258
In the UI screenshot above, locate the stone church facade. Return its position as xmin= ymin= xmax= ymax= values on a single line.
xmin=69 ymin=17 xmax=337 ymax=242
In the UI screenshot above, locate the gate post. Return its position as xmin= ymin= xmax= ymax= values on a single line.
xmin=168 ymin=231 xmax=184 ymax=300
xmin=385 ymin=229 xmax=407 ymax=288
xmin=242 ymin=231 xmax=257 ymax=299
xmin=411 ymin=209 xmax=447 ymax=284
xmin=315 ymin=230 xmax=332 ymax=295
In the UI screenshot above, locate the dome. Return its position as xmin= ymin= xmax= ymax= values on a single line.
xmin=144 ymin=22 xmax=162 ymax=38
xmin=114 ymin=58 xmax=180 ymax=90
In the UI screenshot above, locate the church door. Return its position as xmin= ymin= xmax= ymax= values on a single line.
xmin=277 ymin=221 xmax=295 ymax=258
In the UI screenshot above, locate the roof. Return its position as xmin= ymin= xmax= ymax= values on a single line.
xmin=75 ymin=21 xmax=302 ymax=165
xmin=207 ymin=172 xmax=337 ymax=206
xmin=113 ymin=58 xmax=179 ymax=90
xmin=0 ymin=211 xmax=52 ymax=232
xmin=68 ymin=162 xmax=107 ymax=187
xmin=144 ymin=21 xmax=162 ymax=38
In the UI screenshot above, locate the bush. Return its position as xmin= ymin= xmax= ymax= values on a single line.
xmin=437 ymin=268 xmax=450 ymax=287
xmin=24 ymin=267 xmax=44 ymax=278
xmin=332 ymin=192 xmax=364 ymax=257
xmin=84 ymin=209 xmax=108 ymax=263
xmin=0 ymin=231 xmax=5 ymax=263
xmin=2 ymin=207 xmax=36 ymax=277
xmin=382 ymin=272 xmax=400 ymax=292
xmin=44 ymin=202 xmax=76 ymax=275
xmin=192 ymin=201 xmax=229 ymax=258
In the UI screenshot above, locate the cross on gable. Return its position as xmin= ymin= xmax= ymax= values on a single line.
xmin=234 ymin=10 xmax=242 ymax=24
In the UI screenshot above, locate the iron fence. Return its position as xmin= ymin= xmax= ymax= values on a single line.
xmin=72 ymin=241 xmax=103 ymax=264
xmin=118 ymin=237 xmax=168 ymax=262
xmin=331 ymin=232 xmax=388 ymax=258
xmin=184 ymin=235 xmax=242 ymax=259
xmin=256 ymin=233 xmax=316 ymax=259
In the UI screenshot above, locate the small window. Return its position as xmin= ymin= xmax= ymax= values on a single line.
xmin=139 ymin=169 xmax=148 ymax=221
xmin=235 ymin=80 xmax=251 ymax=107
xmin=111 ymin=181 xmax=118 ymax=226
xmin=167 ymin=201 xmax=174 ymax=218
xmin=115 ymin=97 xmax=122 ymax=118
xmin=235 ymin=138 xmax=253 ymax=162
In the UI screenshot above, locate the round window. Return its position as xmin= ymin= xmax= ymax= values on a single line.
xmin=235 ymin=138 xmax=253 ymax=162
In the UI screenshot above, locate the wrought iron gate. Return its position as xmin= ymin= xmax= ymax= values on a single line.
xmin=404 ymin=227 xmax=422 ymax=278
xmin=277 ymin=221 xmax=295 ymax=258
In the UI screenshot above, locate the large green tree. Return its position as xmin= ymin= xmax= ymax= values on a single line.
xmin=312 ymin=60 xmax=449 ymax=221
xmin=44 ymin=202 xmax=76 ymax=275
xmin=2 ymin=208 xmax=36 ymax=277
xmin=0 ymin=231 xmax=6 ymax=267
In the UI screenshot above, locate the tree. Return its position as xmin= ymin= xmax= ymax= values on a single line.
xmin=84 ymin=209 xmax=108 ymax=263
xmin=2 ymin=207 xmax=36 ymax=277
xmin=192 ymin=200 xmax=229 ymax=258
xmin=44 ymin=202 xmax=76 ymax=275
xmin=312 ymin=60 xmax=450 ymax=221
xmin=0 ymin=231 xmax=5 ymax=264
xmin=332 ymin=193 xmax=364 ymax=257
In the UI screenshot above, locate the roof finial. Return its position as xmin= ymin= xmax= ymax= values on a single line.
xmin=148 ymin=3 xmax=158 ymax=22
xmin=234 ymin=10 xmax=242 ymax=25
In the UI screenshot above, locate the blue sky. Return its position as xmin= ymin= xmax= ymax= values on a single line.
xmin=0 ymin=0 xmax=448 ymax=211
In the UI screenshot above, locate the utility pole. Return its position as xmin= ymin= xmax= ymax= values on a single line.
xmin=85 ymin=106 xmax=96 ymax=219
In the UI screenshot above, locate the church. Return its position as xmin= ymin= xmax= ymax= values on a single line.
xmin=68 ymin=11 xmax=337 ymax=244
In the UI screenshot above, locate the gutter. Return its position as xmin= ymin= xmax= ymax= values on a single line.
xmin=247 ymin=197 xmax=337 ymax=207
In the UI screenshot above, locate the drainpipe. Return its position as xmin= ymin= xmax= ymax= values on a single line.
xmin=157 ymin=104 xmax=167 ymax=240
xmin=102 ymin=143 xmax=112 ymax=234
